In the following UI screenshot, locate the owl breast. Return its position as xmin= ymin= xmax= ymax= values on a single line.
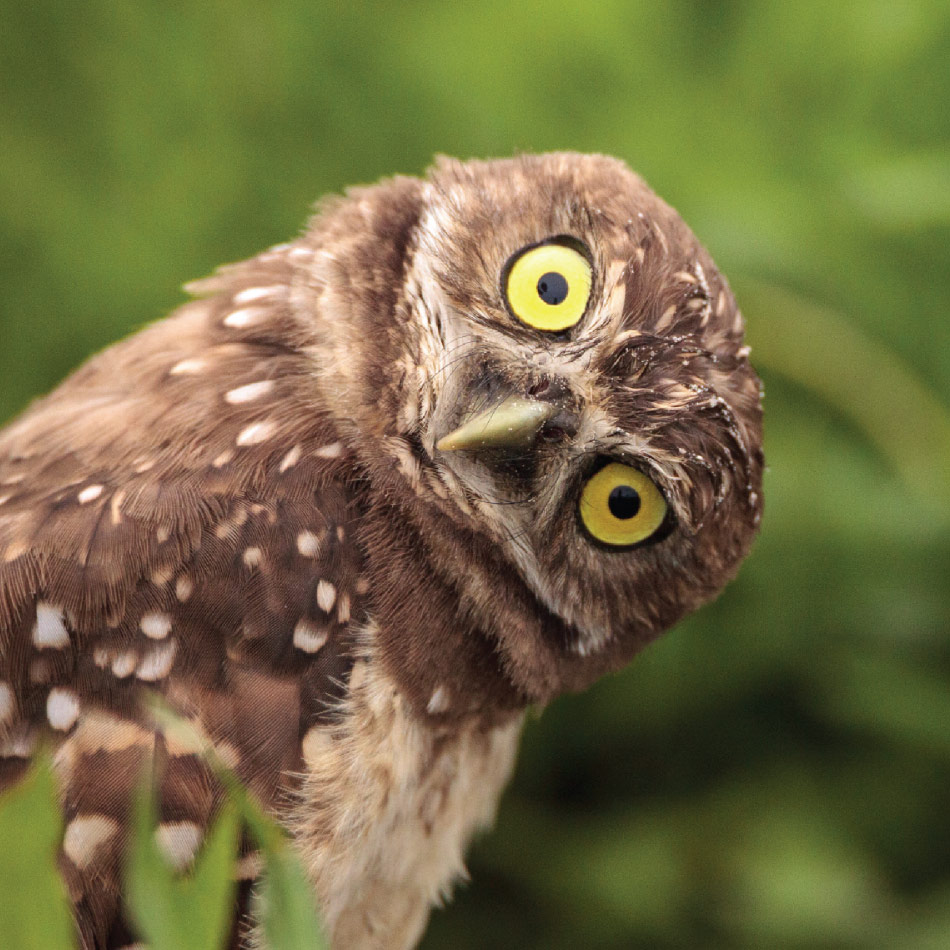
xmin=289 ymin=646 xmax=523 ymax=949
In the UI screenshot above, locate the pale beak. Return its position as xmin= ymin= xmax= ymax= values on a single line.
xmin=436 ymin=395 xmax=559 ymax=452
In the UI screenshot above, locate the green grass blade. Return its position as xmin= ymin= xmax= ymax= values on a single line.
xmin=0 ymin=757 xmax=76 ymax=950
xmin=126 ymin=776 xmax=240 ymax=950
xmin=144 ymin=695 xmax=328 ymax=948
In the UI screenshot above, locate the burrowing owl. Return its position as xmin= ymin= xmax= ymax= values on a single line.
xmin=0 ymin=153 xmax=763 ymax=949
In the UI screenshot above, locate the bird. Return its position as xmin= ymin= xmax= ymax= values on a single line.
xmin=0 ymin=152 xmax=763 ymax=949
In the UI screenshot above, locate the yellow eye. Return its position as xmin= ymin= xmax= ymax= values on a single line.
xmin=579 ymin=462 xmax=668 ymax=548
xmin=504 ymin=242 xmax=592 ymax=331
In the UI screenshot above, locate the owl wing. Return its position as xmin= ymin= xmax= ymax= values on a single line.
xmin=0 ymin=249 xmax=365 ymax=947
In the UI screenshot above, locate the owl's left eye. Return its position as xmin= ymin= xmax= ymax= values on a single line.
xmin=578 ymin=461 xmax=668 ymax=548
xmin=503 ymin=240 xmax=592 ymax=332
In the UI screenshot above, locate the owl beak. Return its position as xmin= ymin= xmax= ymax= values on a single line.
xmin=436 ymin=395 xmax=559 ymax=452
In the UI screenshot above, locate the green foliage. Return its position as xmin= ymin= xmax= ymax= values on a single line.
xmin=239 ymin=790 xmax=328 ymax=950
xmin=139 ymin=699 xmax=329 ymax=950
xmin=1 ymin=1 xmax=948 ymax=948
xmin=0 ymin=754 xmax=327 ymax=950
xmin=126 ymin=776 xmax=327 ymax=950
xmin=127 ymin=783 xmax=240 ymax=950
xmin=0 ymin=757 xmax=75 ymax=950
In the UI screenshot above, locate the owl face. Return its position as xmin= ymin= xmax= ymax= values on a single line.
xmin=303 ymin=152 xmax=763 ymax=700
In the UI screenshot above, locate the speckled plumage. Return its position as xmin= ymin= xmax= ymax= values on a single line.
xmin=0 ymin=153 xmax=762 ymax=949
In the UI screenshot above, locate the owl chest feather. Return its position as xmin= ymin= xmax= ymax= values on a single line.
xmin=287 ymin=651 xmax=523 ymax=950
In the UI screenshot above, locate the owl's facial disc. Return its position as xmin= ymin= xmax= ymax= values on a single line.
xmin=391 ymin=153 xmax=764 ymax=672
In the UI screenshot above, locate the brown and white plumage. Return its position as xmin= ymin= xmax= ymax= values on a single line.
xmin=0 ymin=153 xmax=763 ymax=949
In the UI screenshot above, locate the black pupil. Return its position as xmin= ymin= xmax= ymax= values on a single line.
xmin=537 ymin=271 xmax=569 ymax=305
xmin=607 ymin=485 xmax=641 ymax=520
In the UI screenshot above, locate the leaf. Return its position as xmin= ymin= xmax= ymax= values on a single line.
xmin=125 ymin=775 xmax=239 ymax=950
xmin=222 ymin=777 xmax=328 ymax=950
xmin=0 ymin=756 xmax=76 ymax=950
xmin=143 ymin=694 xmax=328 ymax=949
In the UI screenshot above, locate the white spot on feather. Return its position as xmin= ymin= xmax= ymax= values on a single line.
xmin=151 ymin=565 xmax=174 ymax=586
xmin=234 ymin=285 xmax=283 ymax=304
xmin=78 ymin=484 xmax=104 ymax=504
xmin=33 ymin=602 xmax=69 ymax=649
xmin=225 ymin=380 xmax=274 ymax=404
xmin=316 ymin=580 xmax=336 ymax=613
xmin=111 ymin=651 xmax=137 ymax=679
xmin=47 ymin=688 xmax=80 ymax=731
xmin=223 ymin=307 xmax=266 ymax=329
xmin=236 ymin=420 xmax=276 ymax=446
xmin=0 ymin=728 xmax=35 ymax=758
xmin=336 ymin=593 xmax=351 ymax=624
xmin=155 ymin=821 xmax=202 ymax=872
xmin=140 ymin=612 xmax=172 ymax=640
xmin=3 ymin=542 xmax=28 ymax=563
xmin=136 ymin=639 xmax=177 ymax=681
xmin=427 ymin=685 xmax=450 ymax=714
xmin=0 ymin=681 xmax=13 ymax=724
xmin=169 ymin=358 xmax=207 ymax=376
xmin=293 ymin=619 xmax=328 ymax=654
xmin=175 ymin=576 xmax=194 ymax=602
xmin=243 ymin=547 xmax=263 ymax=568
xmin=279 ymin=444 xmax=302 ymax=472
xmin=63 ymin=815 xmax=120 ymax=869
xmin=297 ymin=531 xmax=321 ymax=558
xmin=214 ymin=742 xmax=241 ymax=769
xmin=314 ymin=442 xmax=343 ymax=459
xmin=75 ymin=712 xmax=151 ymax=754
xmin=656 ymin=304 xmax=677 ymax=331
xmin=234 ymin=853 xmax=263 ymax=881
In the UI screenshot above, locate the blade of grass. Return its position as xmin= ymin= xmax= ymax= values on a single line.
xmin=0 ymin=756 xmax=76 ymax=950
xmin=126 ymin=770 xmax=239 ymax=950
xmin=145 ymin=695 xmax=328 ymax=949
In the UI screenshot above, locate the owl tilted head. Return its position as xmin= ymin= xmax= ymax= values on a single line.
xmin=298 ymin=152 xmax=763 ymax=716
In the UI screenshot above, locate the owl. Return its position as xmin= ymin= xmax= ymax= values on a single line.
xmin=0 ymin=153 xmax=762 ymax=949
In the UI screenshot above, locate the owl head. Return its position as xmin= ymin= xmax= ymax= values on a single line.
xmin=299 ymin=152 xmax=763 ymax=715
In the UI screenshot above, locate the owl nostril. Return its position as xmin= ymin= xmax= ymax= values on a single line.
xmin=527 ymin=377 xmax=550 ymax=397
xmin=538 ymin=425 xmax=566 ymax=443
xmin=539 ymin=409 xmax=580 ymax=443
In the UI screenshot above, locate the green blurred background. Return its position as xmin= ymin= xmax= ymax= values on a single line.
xmin=1 ymin=2 xmax=949 ymax=947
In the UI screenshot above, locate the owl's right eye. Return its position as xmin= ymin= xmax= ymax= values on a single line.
xmin=503 ymin=240 xmax=592 ymax=332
